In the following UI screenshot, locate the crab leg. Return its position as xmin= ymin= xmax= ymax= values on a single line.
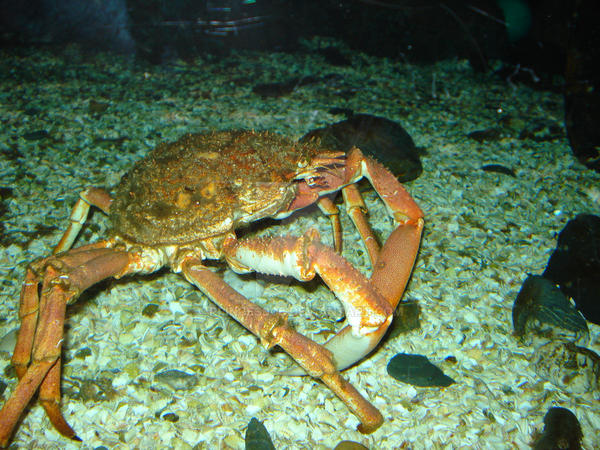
xmin=12 ymin=246 xmax=119 ymax=379
xmin=341 ymin=184 xmax=380 ymax=266
xmin=182 ymin=253 xmax=384 ymax=434
xmin=310 ymin=148 xmax=424 ymax=369
xmin=0 ymin=247 xmax=131 ymax=446
xmin=54 ymin=187 xmax=113 ymax=254
xmin=220 ymin=230 xmax=397 ymax=430
xmin=345 ymin=148 xmax=424 ymax=309
xmin=317 ymin=197 xmax=342 ymax=253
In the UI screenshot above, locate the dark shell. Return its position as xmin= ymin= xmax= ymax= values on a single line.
xmin=543 ymin=214 xmax=600 ymax=325
xmin=533 ymin=407 xmax=583 ymax=450
xmin=387 ymin=353 xmax=454 ymax=387
xmin=109 ymin=131 xmax=315 ymax=245
xmin=512 ymin=274 xmax=589 ymax=344
xmin=301 ymin=113 xmax=422 ymax=182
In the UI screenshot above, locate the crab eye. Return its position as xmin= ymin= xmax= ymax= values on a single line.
xmin=307 ymin=176 xmax=321 ymax=186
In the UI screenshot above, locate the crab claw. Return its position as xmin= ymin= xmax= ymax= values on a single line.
xmin=282 ymin=320 xmax=390 ymax=376
xmin=282 ymin=147 xmax=425 ymax=375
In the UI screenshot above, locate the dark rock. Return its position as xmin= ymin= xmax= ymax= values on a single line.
xmin=543 ymin=214 xmax=600 ymax=324
xmin=564 ymin=0 xmax=600 ymax=173
xmin=74 ymin=347 xmax=92 ymax=359
xmin=252 ymin=79 xmax=299 ymax=98
xmin=245 ymin=417 xmax=275 ymax=450
xmin=467 ymin=128 xmax=501 ymax=142
xmin=301 ymin=113 xmax=422 ymax=182
xmin=481 ymin=164 xmax=516 ymax=177
xmin=154 ymin=369 xmax=197 ymax=391
xmin=533 ymin=407 xmax=583 ymax=450
xmin=142 ymin=303 xmax=160 ymax=318
xmin=69 ymin=376 xmax=118 ymax=403
xmin=89 ymin=99 xmax=109 ymax=115
xmin=517 ymin=120 xmax=564 ymax=142
xmin=22 ymin=130 xmax=49 ymax=141
xmin=387 ymin=353 xmax=454 ymax=387
xmin=386 ymin=300 xmax=420 ymax=340
xmin=512 ymin=275 xmax=589 ymax=345
xmin=333 ymin=441 xmax=369 ymax=450
xmin=162 ymin=412 xmax=179 ymax=423
xmin=317 ymin=46 xmax=352 ymax=66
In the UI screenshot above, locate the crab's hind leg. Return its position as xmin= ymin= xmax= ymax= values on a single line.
xmin=0 ymin=246 xmax=131 ymax=446
xmin=54 ymin=187 xmax=113 ymax=254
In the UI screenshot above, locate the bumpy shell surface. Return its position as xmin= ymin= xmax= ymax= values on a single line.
xmin=110 ymin=130 xmax=316 ymax=245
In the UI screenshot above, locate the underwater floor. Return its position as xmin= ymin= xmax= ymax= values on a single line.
xmin=0 ymin=40 xmax=599 ymax=449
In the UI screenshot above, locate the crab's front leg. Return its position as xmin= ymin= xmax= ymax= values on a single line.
xmin=211 ymin=230 xmax=394 ymax=432
xmin=309 ymin=148 xmax=425 ymax=371
xmin=344 ymin=147 xmax=424 ymax=308
xmin=54 ymin=187 xmax=113 ymax=254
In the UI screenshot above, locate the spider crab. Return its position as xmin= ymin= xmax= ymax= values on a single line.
xmin=0 ymin=130 xmax=423 ymax=445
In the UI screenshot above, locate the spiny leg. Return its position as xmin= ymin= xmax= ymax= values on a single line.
xmin=348 ymin=149 xmax=424 ymax=308
xmin=11 ymin=245 xmax=119 ymax=380
xmin=317 ymin=197 xmax=342 ymax=252
xmin=12 ymin=269 xmax=39 ymax=380
xmin=54 ymin=187 xmax=113 ymax=254
xmin=181 ymin=256 xmax=384 ymax=434
xmin=0 ymin=248 xmax=131 ymax=446
xmin=341 ymin=184 xmax=380 ymax=266
xmin=220 ymin=230 xmax=397 ymax=431
xmin=307 ymin=149 xmax=424 ymax=366
xmin=282 ymin=149 xmax=424 ymax=373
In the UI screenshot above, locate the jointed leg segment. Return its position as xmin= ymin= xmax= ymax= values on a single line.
xmin=182 ymin=256 xmax=384 ymax=433
xmin=0 ymin=246 xmax=131 ymax=446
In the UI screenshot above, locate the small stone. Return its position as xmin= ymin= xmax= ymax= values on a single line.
xmin=387 ymin=353 xmax=455 ymax=387
xmin=481 ymin=164 xmax=516 ymax=177
xmin=533 ymin=407 xmax=583 ymax=450
xmin=89 ymin=99 xmax=109 ymax=114
xmin=387 ymin=301 xmax=420 ymax=339
xmin=155 ymin=369 xmax=198 ymax=391
xmin=0 ymin=329 xmax=17 ymax=354
xmin=531 ymin=341 xmax=600 ymax=393
xmin=245 ymin=417 xmax=275 ymax=450
xmin=74 ymin=347 xmax=92 ymax=359
xmin=467 ymin=128 xmax=501 ymax=142
xmin=333 ymin=441 xmax=369 ymax=450
xmin=142 ymin=303 xmax=160 ymax=317
xmin=162 ymin=412 xmax=179 ymax=423
xmin=22 ymin=129 xmax=49 ymax=141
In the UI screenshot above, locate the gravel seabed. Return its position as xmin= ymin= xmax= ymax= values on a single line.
xmin=1 ymin=41 xmax=599 ymax=449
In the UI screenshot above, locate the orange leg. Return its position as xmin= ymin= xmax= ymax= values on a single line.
xmin=317 ymin=197 xmax=342 ymax=253
xmin=348 ymin=150 xmax=424 ymax=309
xmin=217 ymin=230 xmax=397 ymax=432
xmin=303 ymin=149 xmax=424 ymax=372
xmin=182 ymin=253 xmax=384 ymax=434
xmin=0 ymin=247 xmax=131 ymax=446
xmin=54 ymin=187 xmax=113 ymax=254
xmin=342 ymin=184 xmax=380 ymax=266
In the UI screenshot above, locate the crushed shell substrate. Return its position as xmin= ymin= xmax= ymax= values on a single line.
xmin=0 ymin=43 xmax=599 ymax=449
